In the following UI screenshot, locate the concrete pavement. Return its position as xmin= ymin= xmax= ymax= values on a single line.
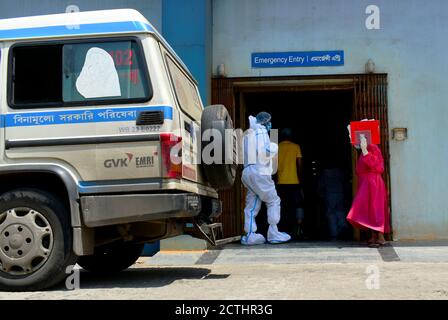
xmin=2 ymin=241 xmax=448 ymax=299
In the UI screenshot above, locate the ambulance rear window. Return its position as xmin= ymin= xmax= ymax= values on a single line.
xmin=63 ymin=40 xmax=149 ymax=103
xmin=9 ymin=38 xmax=151 ymax=109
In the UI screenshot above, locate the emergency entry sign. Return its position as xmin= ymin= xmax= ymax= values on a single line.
xmin=251 ymin=50 xmax=344 ymax=68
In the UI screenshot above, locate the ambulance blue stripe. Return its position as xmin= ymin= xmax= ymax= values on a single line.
xmin=0 ymin=21 xmax=153 ymax=40
xmin=2 ymin=105 xmax=173 ymax=127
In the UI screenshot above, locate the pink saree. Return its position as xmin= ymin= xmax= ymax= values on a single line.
xmin=347 ymin=144 xmax=390 ymax=234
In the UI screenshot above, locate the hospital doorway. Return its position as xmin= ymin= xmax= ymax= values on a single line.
xmin=240 ymin=89 xmax=353 ymax=240
xmin=212 ymin=74 xmax=391 ymax=241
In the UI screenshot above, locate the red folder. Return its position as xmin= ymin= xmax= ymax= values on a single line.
xmin=350 ymin=120 xmax=380 ymax=145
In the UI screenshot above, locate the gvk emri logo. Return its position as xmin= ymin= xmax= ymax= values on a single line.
xmin=104 ymin=153 xmax=134 ymax=168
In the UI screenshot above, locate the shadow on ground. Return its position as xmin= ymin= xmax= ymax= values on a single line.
xmin=222 ymin=240 xmax=448 ymax=250
xmin=223 ymin=241 xmax=368 ymax=250
xmin=48 ymin=267 xmax=230 ymax=291
xmin=390 ymin=240 xmax=448 ymax=247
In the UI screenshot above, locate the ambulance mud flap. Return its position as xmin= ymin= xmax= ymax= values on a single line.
xmin=192 ymin=220 xmax=241 ymax=246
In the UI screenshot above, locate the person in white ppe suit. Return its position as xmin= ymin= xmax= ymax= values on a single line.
xmin=241 ymin=112 xmax=291 ymax=245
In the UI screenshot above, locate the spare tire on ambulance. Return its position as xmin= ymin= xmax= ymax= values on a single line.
xmin=200 ymin=104 xmax=237 ymax=190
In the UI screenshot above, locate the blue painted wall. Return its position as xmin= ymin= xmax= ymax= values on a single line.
xmin=213 ymin=0 xmax=448 ymax=240
xmin=142 ymin=241 xmax=160 ymax=257
xmin=162 ymin=0 xmax=212 ymax=105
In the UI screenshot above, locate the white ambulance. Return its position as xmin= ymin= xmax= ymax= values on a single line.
xmin=0 ymin=9 xmax=237 ymax=291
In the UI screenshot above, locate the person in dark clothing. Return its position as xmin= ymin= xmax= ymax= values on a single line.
xmin=318 ymin=159 xmax=350 ymax=241
xmin=276 ymin=128 xmax=305 ymax=239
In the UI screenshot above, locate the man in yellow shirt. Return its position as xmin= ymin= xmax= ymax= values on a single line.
xmin=276 ymin=128 xmax=305 ymax=239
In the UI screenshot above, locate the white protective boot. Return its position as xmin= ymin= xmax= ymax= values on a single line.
xmin=267 ymin=225 xmax=291 ymax=244
xmin=241 ymin=232 xmax=266 ymax=245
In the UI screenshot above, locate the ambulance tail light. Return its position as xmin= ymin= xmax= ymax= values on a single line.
xmin=160 ymin=133 xmax=182 ymax=179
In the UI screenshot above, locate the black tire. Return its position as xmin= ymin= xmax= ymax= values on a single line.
xmin=201 ymin=104 xmax=237 ymax=190
xmin=0 ymin=189 xmax=76 ymax=291
xmin=77 ymin=242 xmax=144 ymax=273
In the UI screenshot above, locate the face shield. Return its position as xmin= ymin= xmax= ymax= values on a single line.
xmin=256 ymin=112 xmax=272 ymax=131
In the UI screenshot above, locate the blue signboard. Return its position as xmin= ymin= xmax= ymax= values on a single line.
xmin=251 ymin=50 xmax=344 ymax=68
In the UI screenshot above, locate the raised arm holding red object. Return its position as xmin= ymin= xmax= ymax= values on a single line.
xmin=346 ymin=122 xmax=390 ymax=247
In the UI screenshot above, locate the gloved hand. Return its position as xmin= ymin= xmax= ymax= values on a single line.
xmin=360 ymin=134 xmax=368 ymax=156
xmin=347 ymin=124 xmax=352 ymax=143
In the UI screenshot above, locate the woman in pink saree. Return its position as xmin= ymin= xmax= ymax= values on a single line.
xmin=347 ymin=134 xmax=390 ymax=247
